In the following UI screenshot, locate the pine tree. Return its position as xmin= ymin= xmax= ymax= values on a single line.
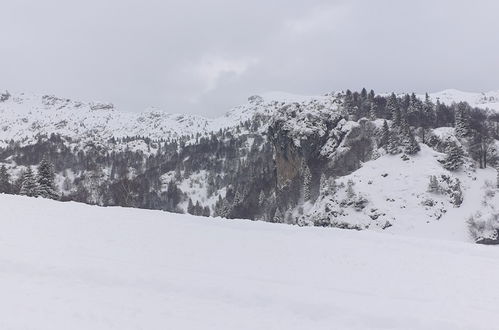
xmin=439 ymin=143 xmax=464 ymax=171
xmin=187 ymin=198 xmax=195 ymax=214
xmin=202 ymin=206 xmax=210 ymax=217
xmin=19 ymin=167 xmax=38 ymax=197
xmin=0 ymin=165 xmax=11 ymax=194
xmin=386 ymin=93 xmax=399 ymax=122
xmin=421 ymin=93 xmax=436 ymax=143
xmin=302 ymin=162 xmax=312 ymax=201
xmin=369 ymin=102 xmax=377 ymax=120
xmin=195 ymin=200 xmax=202 ymax=216
xmin=455 ymin=102 xmax=471 ymax=138
xmin=218 ymin=198 xmax=232 ymax=218
xmin=402 ymin=127 xmax=420 ymax=155
xmin=342 ymin=90 xmax=360 ymax=120
xmin=379 ymin=120 xmax=390 ymax=148
xmin=386 ymin=130 xmax=401 ymax=154
xmin=37 ymin=157 xmax=58 ymax=199
xmin=233 ymin=189 xmax=244 ymax=206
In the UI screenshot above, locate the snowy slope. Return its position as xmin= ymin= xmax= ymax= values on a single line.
xmin=1 ymin=195 xmax=499 ymax=330
xmin=298 ymin=142 xmax=498 ymax=241
xmin=341 ymin=145 xmax=496 ymax=240
xmin=428 ymin=89 xmax=499 ymax=111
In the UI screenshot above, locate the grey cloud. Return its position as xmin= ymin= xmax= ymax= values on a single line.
xmin=0 ymin=0 xmax=498 ymax=116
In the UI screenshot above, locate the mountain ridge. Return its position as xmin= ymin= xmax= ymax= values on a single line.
xmin=1 ymin=88 xmax=499 ymax=145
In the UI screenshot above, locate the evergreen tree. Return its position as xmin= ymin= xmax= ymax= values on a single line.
xmin=19 ymin=167 xmax=39 ymax=197
xmin=401 ymin=127 xmax=420 ymax=155
xmin=343 ymin=90 xmax=355 ymax=118
xmin=195 ymin=200 xmax=202 ymax=216
xmin=233 ymin=189 xmax=244 ymax=207
xmin=439 ymin=143 xmax=464 ymax=171
xmin=386 ymin=93 xmax=400 ymax=124
xmin=202 ymin=206 xmax=211 ymax=217
xmin=379 ymin=120 xmax=390 ymax=148
xmin=386 ymin=130 xmax=401 ymax=154
xmin=455 ymin=102 xmax=471 ymax=138
xmin=37 ymin=157 xmax=58 ymax=199
xmin=400 ymin=110 xmax=410 ymax=133
xmin=360 ymin=87 xmax=368 ymax=100
xmin=421 ymin=93 xmax=436 ymax=143
xmin=187 ymin=198 xmax=195 ymax=215
xmin=215 ymin=197 xmax=232 ymax=218
xmin=0 ymin=165 xmax=11 ymax=194
xmin=369 ymin=102 xmax=377 ymax=120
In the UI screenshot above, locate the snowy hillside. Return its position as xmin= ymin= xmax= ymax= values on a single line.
xmin=1 ymin=194 xmax=499 ymax=330
xmin=301 ymin=143 xmax=498 ymax=241
xmin=428 ymin=89 xmax=499 ymax=112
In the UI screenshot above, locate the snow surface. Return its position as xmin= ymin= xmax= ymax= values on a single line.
xmin=1 ymin=194 xmax=499 ymax=329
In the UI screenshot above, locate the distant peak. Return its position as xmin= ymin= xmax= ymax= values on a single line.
xmin=259 ymin=91 xmax=324 ymax=103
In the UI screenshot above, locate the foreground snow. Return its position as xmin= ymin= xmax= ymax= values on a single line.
xmin=1 ymin=195 xmax=498 ymax=329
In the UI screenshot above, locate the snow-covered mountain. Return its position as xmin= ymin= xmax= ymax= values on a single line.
xmin=0 ymin=91 xmax=286 ymax=145
xmin=1 ymin=88 xmax=498 ymax=145
xmin=1 ymin=87 xmax=499 ymax=244
xmin=1 ymin=194 xmax=499 ymax=330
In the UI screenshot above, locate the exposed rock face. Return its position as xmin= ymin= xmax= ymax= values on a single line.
xmin=268 ymin=103 xmax=377 ymax=215
xmin=273 ymin=142 xmax=302 ymax=191
xmin=323 ymin=118 xmax=377 ymax=177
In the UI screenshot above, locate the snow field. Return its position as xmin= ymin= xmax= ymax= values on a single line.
xmin=0 ymin=195 xmax=498 ymax=329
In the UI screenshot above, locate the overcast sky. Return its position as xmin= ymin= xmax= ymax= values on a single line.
xmin=1 ymin=0 xmax=498 ymax=116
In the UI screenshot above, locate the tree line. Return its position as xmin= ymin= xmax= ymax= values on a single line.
xmin=0 ymin=157 xmax=58 ymax=199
